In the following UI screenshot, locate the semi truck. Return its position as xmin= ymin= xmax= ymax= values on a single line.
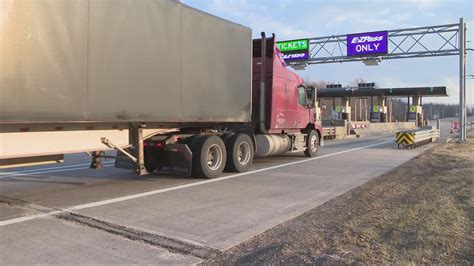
xmin=0 ymin=0 xmax=322 ymax=178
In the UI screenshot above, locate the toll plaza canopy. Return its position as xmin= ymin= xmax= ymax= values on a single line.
xmin=317 ymin=86 xmax=447 ymax=98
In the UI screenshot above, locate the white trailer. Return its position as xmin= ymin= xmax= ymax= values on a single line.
xmin=0 ymin=0 xmax=252 ymax=173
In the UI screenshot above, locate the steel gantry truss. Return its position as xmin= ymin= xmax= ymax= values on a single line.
xmin=287 ymin=19 xmax=468 ymax=142
xmin=289 ymin=22 xmax=460 ymax=66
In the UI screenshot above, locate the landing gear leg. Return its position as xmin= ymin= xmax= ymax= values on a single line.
xmin=89 ymin=151 xmax=104 ymax=169
xmin=130 ymin=125 xmax=148 ymax=176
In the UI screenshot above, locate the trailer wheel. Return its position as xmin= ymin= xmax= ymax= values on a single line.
xmin=304 ymin=130 xmax=320 ymax=157
xmin=191 ymin=135 xmax=227 ymax=178
xmin=225 ymin=133 xmax=254 ymax=173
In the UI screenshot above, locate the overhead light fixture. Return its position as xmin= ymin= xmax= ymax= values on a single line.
xmin=291 ymin=63 xmax=307 ymax=70
xmin=362 ymin=57 xmax=381 ymax=66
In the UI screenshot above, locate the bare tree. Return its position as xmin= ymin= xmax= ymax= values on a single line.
xmin=307 ymin=80 xmax=329 ymax=90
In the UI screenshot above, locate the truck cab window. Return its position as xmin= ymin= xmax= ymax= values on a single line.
xmin=297 ymin=86 xmax=308 ymax=106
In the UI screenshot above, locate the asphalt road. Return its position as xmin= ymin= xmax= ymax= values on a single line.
xmin=0 ymin=121 xmax=456 ymax=264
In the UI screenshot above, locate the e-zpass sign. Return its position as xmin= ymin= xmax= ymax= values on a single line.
xmin=347 ymin=31 xmax=388 ymax=56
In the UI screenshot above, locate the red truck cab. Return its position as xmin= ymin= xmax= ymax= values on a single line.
xmin=252 ymin=34 xmax=321 ymax=135
xmin=142 ymin=34 xmax=323 ymax=178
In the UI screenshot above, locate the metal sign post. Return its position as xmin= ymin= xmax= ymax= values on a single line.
xmin=459 ymin=18 xmax=467 ymax=143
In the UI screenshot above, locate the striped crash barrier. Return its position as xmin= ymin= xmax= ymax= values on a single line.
xmin=350 ymin=123 xmax=369 ymax=129
xmin=323 ymin=127 xmax=336 ymax=139
xmin=395 ymin=127 xmax=440 ymax=149
xmin=450 ymin=121 xmax=460 ymax=133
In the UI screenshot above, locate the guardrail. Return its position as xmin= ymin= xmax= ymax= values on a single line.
xmin=395 ymin=127 xmax=439 ymax=149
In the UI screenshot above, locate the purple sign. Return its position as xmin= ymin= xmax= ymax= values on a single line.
xmin=282 ymin=51 xmax=309 ymax=61
xmin=347 ymin=31 xmax=388 ymax=56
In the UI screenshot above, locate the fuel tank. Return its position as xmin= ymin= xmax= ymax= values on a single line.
xmin=255 ymin=134 xmax=291 ymax=158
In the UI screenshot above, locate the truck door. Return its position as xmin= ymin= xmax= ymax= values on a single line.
xmin=296 ymin=86 xmax=311 ymax=128
xmin=271 ymin=76 xmax=297 ymax=130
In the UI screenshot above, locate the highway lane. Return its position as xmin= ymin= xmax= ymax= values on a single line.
xmin=0 ymin=134 xmax=402 ymax=213
xmin=0 ymin=130 xmax=445 ymax=263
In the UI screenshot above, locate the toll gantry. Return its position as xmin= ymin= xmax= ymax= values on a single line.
xmin=277 ymin=18 xmax=468 ymax=142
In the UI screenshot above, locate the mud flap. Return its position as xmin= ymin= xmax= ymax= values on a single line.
xmin=159 ymin=144 xmax=192 ymax=177
xmin=115 ymin=144 xmax=192 ymax=177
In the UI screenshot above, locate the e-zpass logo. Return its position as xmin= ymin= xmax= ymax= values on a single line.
xmin=351 ymin=35 xmax=384 ymax=44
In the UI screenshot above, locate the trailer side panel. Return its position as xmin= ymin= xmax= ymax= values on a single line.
xmin=0 ymin=0 xmax=89 ymax=121
xmin=0 ymin=0 xmax=252 ymax=123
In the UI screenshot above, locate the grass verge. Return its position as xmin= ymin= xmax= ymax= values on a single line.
xmin=204 ymin=131 xmax=473 ymax=264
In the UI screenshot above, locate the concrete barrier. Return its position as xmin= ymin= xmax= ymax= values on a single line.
xmin=353 ymin=122 xmax=417 ymax=137
xmin=335 ymin=126 xmax=348 ymax=139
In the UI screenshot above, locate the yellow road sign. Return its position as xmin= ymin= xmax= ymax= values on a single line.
xmin=396 ymin=131 xmax=414 ymax=145
xmin=409 ymin=106 xmax=417 ymax=112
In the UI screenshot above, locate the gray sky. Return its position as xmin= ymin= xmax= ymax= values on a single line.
xmin=183 ymin=0 xmax=473 ymax=105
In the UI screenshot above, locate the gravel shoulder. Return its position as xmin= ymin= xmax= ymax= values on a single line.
xmin=203 ymin=131 xmax=474 ymax=265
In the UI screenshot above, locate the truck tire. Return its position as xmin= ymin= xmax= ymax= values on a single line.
xmin=304 ymin=130 xmax=319 ymax=157
xmin=191 ymin=135 xmax=227 ymax=178
xmin=225 ymin=133 xmax=254 ymax=173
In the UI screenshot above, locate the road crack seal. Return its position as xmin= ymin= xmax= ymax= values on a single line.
xmin=0 ymin=195 xmax=56 ymax=213
xmin=57 ymin=212 xmax=221 ymax=259
xmin=1 ymin=195 xmax=220 ymax=259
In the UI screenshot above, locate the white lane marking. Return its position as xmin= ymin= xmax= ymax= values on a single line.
xmin=0 ymin=162 xmax=114 ymax=178
xmin=0 ymin=211 xmax=64 ymax=226
xmin=0 ymin=139 xmax=392 ymax=227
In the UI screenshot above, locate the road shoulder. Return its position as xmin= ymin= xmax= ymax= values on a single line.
xmin=203 ymin=133 xmax=473 ymax=264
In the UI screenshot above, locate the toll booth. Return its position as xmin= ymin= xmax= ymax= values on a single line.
xmin=334 ymin=107 xmax=350 ymax=120
xmin=317 ymin=86 xmax=448 ymax=126
xmin=407 ymin=106 xmax=424 ymax=126
xmin=327 ymin=84 xmax=351 ymax=122
xmin=406 ymin=96 xmax=424 ymax=127
xmin=370 ymin=96 xmax=388 ymax=123
xmin=337 ymin=96 xmax=351 ymax=121
xmin=370 ymin=105 xmax=387 ymax=122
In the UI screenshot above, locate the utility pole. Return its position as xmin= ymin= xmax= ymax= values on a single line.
xmin=459 ymin=17 xmax=467 ymax=142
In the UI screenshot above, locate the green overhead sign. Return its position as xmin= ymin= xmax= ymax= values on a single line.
xmin=277 ymin=39 xmax=309 ymax=52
